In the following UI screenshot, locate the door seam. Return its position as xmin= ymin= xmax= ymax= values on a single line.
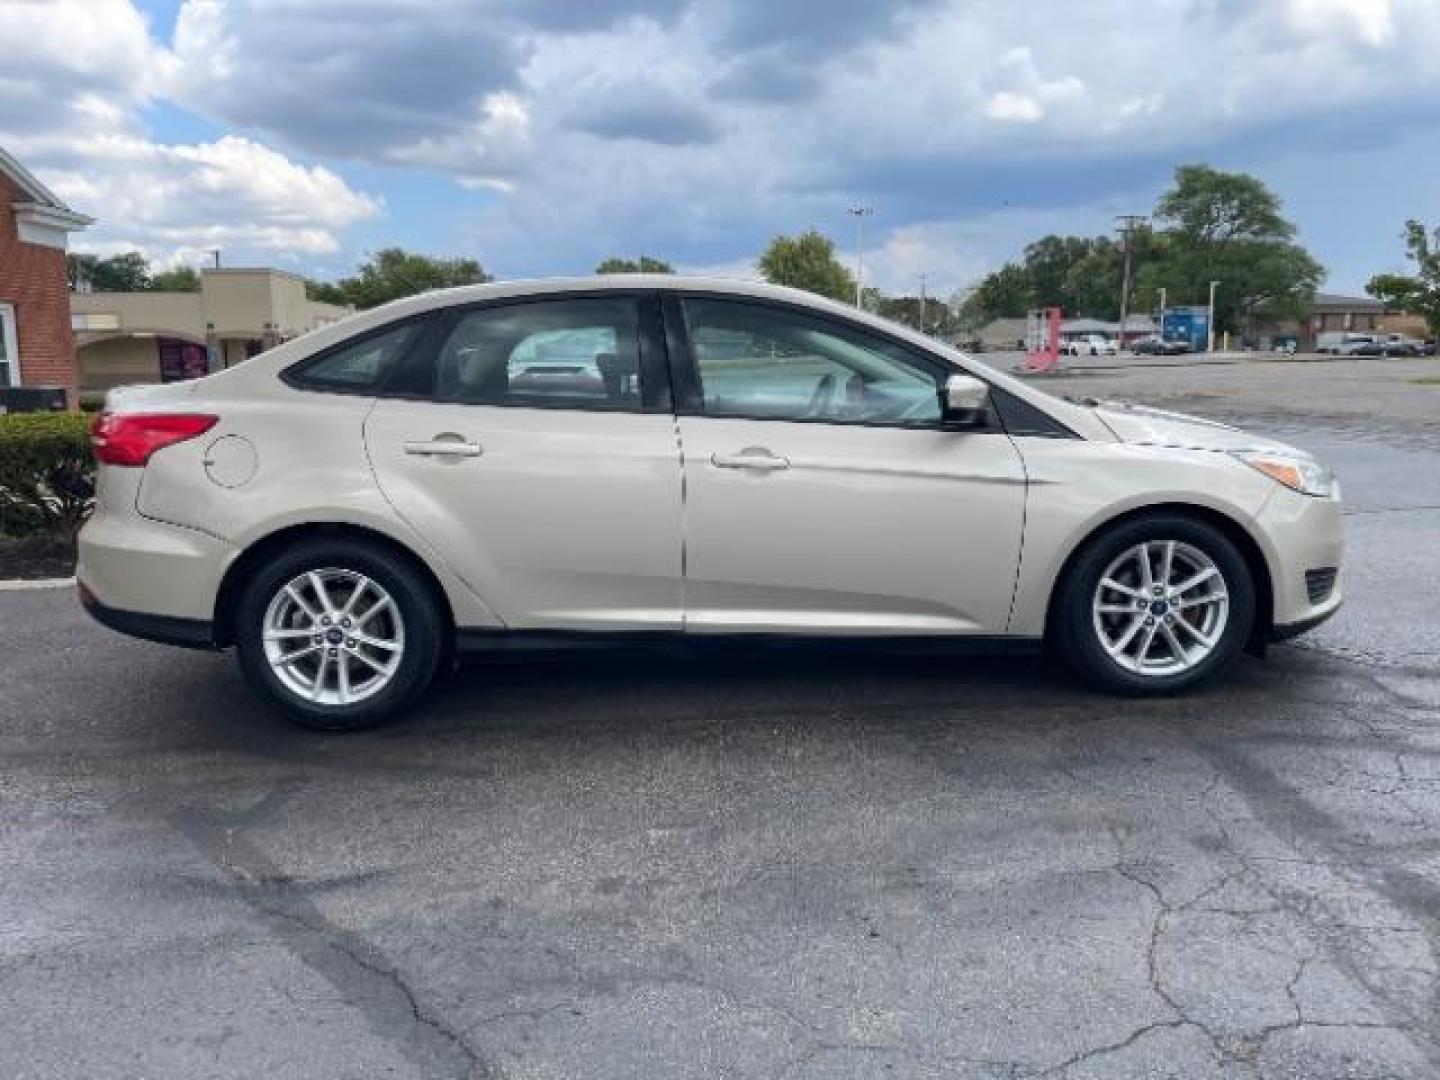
xmin=674 ymin=415 xmax=689 ymax=630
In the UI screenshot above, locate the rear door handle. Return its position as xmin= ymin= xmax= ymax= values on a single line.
xmin=403 ymin=438 xmax=482 ymax=458
xmin=711 ymin=448 xmax=790 ymax=472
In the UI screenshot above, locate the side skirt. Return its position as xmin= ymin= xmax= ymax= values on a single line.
xmin=455 ymin=627 xmax=1042 ymax=660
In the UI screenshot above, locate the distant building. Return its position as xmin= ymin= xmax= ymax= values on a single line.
xmin=972 ymin=317 xmax=1028 ymax=351
xmin=71 ymin=268 xmax=351 ymax=399
xmin=1249 ymin=293 xmax=1430 ymax=350
xmin=0 ymin=147 xmax=91 ymax=404
xmin=1305 ymin=292 xmax=1428 ymax=342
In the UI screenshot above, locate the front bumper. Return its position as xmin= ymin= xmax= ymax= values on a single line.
xmin=1253 ymin=484 xmax=1344 ymax=633
xmin=1268 ymin=603 xmax=1342 ymax=643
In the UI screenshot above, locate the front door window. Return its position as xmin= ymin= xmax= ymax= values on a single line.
xmin=681 ymin=298 xmax=942 ymax=425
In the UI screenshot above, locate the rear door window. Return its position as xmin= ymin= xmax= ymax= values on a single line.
xmin=431 ymin=297 xmax=645 ymax=410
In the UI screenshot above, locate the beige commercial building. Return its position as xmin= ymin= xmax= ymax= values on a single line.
xmin=71 ymin=268 xmax=351 ymax=399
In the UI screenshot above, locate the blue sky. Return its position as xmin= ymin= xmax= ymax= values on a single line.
xmin=5 ymin=0 xmax=1439 ymax=299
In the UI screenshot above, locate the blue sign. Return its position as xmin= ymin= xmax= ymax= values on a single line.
xmin=1161 ymin=307 xmax=1210 ymax=352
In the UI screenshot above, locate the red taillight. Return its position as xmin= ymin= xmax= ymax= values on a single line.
xmin=90 ymin=413 xmax=219 ymax=467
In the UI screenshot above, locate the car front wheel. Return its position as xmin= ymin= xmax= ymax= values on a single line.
xmin=1053 ymin=515 xmax=1256 ymax=694
xmin=235 ymin=537 xmax=444 ymax=730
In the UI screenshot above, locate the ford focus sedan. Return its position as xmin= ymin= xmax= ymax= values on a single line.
xmin=78 ymin=277 xmax=1342 ymax=730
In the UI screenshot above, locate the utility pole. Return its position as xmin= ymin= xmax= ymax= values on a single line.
xmin=917 ymin=272 xmax=929 ymax=334
xmin=1207 ymin=279 xmax=1221 ymax=353
xmin=1115 ymin=215 xmax=1145 ymax=350
xmin=208 ymin=248 xmax=222 ymax=270
xmin=848 ymin=205 xmax=873 ymax=309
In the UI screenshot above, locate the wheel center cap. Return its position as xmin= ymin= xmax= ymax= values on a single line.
xmin=1149 ymin=599 xmax=1169 ymax=617
xmin=325 ymin=627 xmax=345 ymax=645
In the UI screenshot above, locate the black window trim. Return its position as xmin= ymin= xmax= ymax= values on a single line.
xmin=381 ymin=289 xmax=672 ymax=414
xmin=660 ymin=291 xmax=1013 ymax=435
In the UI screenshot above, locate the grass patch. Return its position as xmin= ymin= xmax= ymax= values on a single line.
xmin=1410 ymin=377 xmax=1440 ymax=385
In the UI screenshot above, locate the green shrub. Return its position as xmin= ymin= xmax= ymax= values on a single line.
xmin=0 ymin=413 xmax=95 ymax=542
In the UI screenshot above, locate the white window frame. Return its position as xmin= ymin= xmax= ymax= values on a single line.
xmin=0 ymin=302 xmax=19 ymax=388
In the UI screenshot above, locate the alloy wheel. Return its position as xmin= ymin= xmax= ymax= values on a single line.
xmin=1091 ymin=541 xmax=1229 ymax=677
xmin=261 ymin=568 xmax=406 ymax=706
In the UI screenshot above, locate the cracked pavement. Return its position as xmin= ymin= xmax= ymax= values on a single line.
xmin=3 ymin=368 xmax=1440 ymax=1077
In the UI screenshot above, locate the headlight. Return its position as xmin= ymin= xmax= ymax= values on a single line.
xmin=1230 ymin=450 xmax=1336 ymax=498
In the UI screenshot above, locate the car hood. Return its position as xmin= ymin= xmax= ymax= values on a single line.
xmin=1089 ymin=400 xmax=1302 ymax=456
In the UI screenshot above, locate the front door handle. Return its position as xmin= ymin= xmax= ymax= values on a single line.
xmin=711 ymin=447 xmax=790 ymax=472
xmin=403 ymin=437 xmax=482 ymax=458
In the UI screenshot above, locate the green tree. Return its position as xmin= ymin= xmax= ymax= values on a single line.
xmin=1366 ymin=220 xmax=1440 ymax=336
xmin=330 ymin=248 xmax=491 ymax=309
xmin=962 ymin=261 xmax=1033 ymax=322
xmin=595 ymin=255 xmax=673 ymax=274
xmin=150 ymin=265 xmax=201 ymax=292
xmin=67 ymin=252 xmax=151 ymax=292
xmin=757 ymin=229 xmax=856 ymax=303
xmin=1022 ymin=234 xmax=1097 ymax=312
xmin=1149 ymin=165 xmax=1323 ymax=332
xmin=304 ymin=278 xmax=349 ymax=305
xmin=876 ymin=294 xmax=957 ymax=334
xmin=1063 ymin=238 xmax=1128 ymax=321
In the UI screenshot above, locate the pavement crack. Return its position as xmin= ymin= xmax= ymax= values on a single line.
xmin=1034 ymin=1019 xmax=1192 ymax=1077
xmin=171 ymin=801 xmax=497 ymax=1079
xmin=1188 ymin=738 xmax=1440 ymax=1067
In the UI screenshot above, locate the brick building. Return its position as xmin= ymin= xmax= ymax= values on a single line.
xmin=0 ymin=147 xmax=91 ymax=404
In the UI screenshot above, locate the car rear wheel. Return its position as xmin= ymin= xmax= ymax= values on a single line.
xmin=1053 ymin=515 xmax=1256 ymax=694
xmin=235 ymin=537 xmax=444 ymax=730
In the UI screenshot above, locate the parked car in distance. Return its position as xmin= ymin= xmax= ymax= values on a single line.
xmin=1316 ymin=332 xmax=1378 ymax=355
xmin=1132 ymin=337 xmax=1191 ymax=356
xmin=78 ymin=277 xmax=1344 ymax=730
xmin=1062 ymin=334 xmax=1119 ymax=356
xmin=1348 ymin=334 xmax=1428 ymax=357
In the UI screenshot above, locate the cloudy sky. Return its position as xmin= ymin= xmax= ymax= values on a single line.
xmin=5 ymin=0 xmax=1438 ymax=297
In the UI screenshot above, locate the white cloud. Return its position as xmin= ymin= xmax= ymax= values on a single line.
xmin=386 ymin=92 xmax=534 ymax=191
xmin=5 ymin=0 xmax=1440 ymax=287
xmin=1286 ymin=0 xmax=1395 ymax=46
xmin=984 ymin=92 xmax=1045 ymax=123
xmin=39 ymin=134 xmax=380 ymax=258
xmin=0 ymin=0 xmax=382 ymax=265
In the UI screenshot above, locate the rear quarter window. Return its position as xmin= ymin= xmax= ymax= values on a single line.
xmin=284 ymin=321 xmax=423 ymax=393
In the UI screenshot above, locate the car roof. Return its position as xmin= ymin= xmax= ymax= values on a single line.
xmin=373 ymin=274 xmax=855 ymax=320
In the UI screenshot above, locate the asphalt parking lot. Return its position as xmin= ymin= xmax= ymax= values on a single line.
xmin=4 ymin=358 xmax=1440 ymax=1078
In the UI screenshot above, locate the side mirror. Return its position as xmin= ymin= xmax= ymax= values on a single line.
xmin=940 ymin=373 xmax=991 ymax=426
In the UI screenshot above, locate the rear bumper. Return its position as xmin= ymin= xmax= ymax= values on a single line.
xmin=78 ymin=582 xmax=216 ymax=650
xmin=77 ymin=502 xmax=232 ymax=624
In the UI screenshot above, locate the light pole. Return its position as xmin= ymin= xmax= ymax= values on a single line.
xmin=848 ymin=205 xmax=873 ymax=309
xmin=917 ymin=271 xmax=929 ymax=334
xmin=1207 ymin=280 xmax=1220 ymax=353
xmin=1157 ymin=287 xmax=1166 ymax=340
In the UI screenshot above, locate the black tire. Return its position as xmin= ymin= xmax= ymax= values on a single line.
xmin=234 ymin=537 xmax=444 ymax=731
xmin=1053 ymin=514 xmax=1256 ymax=695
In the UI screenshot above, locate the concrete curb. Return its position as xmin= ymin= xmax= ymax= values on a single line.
xmin=0 ymin=577 xmax=75 ymax=591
